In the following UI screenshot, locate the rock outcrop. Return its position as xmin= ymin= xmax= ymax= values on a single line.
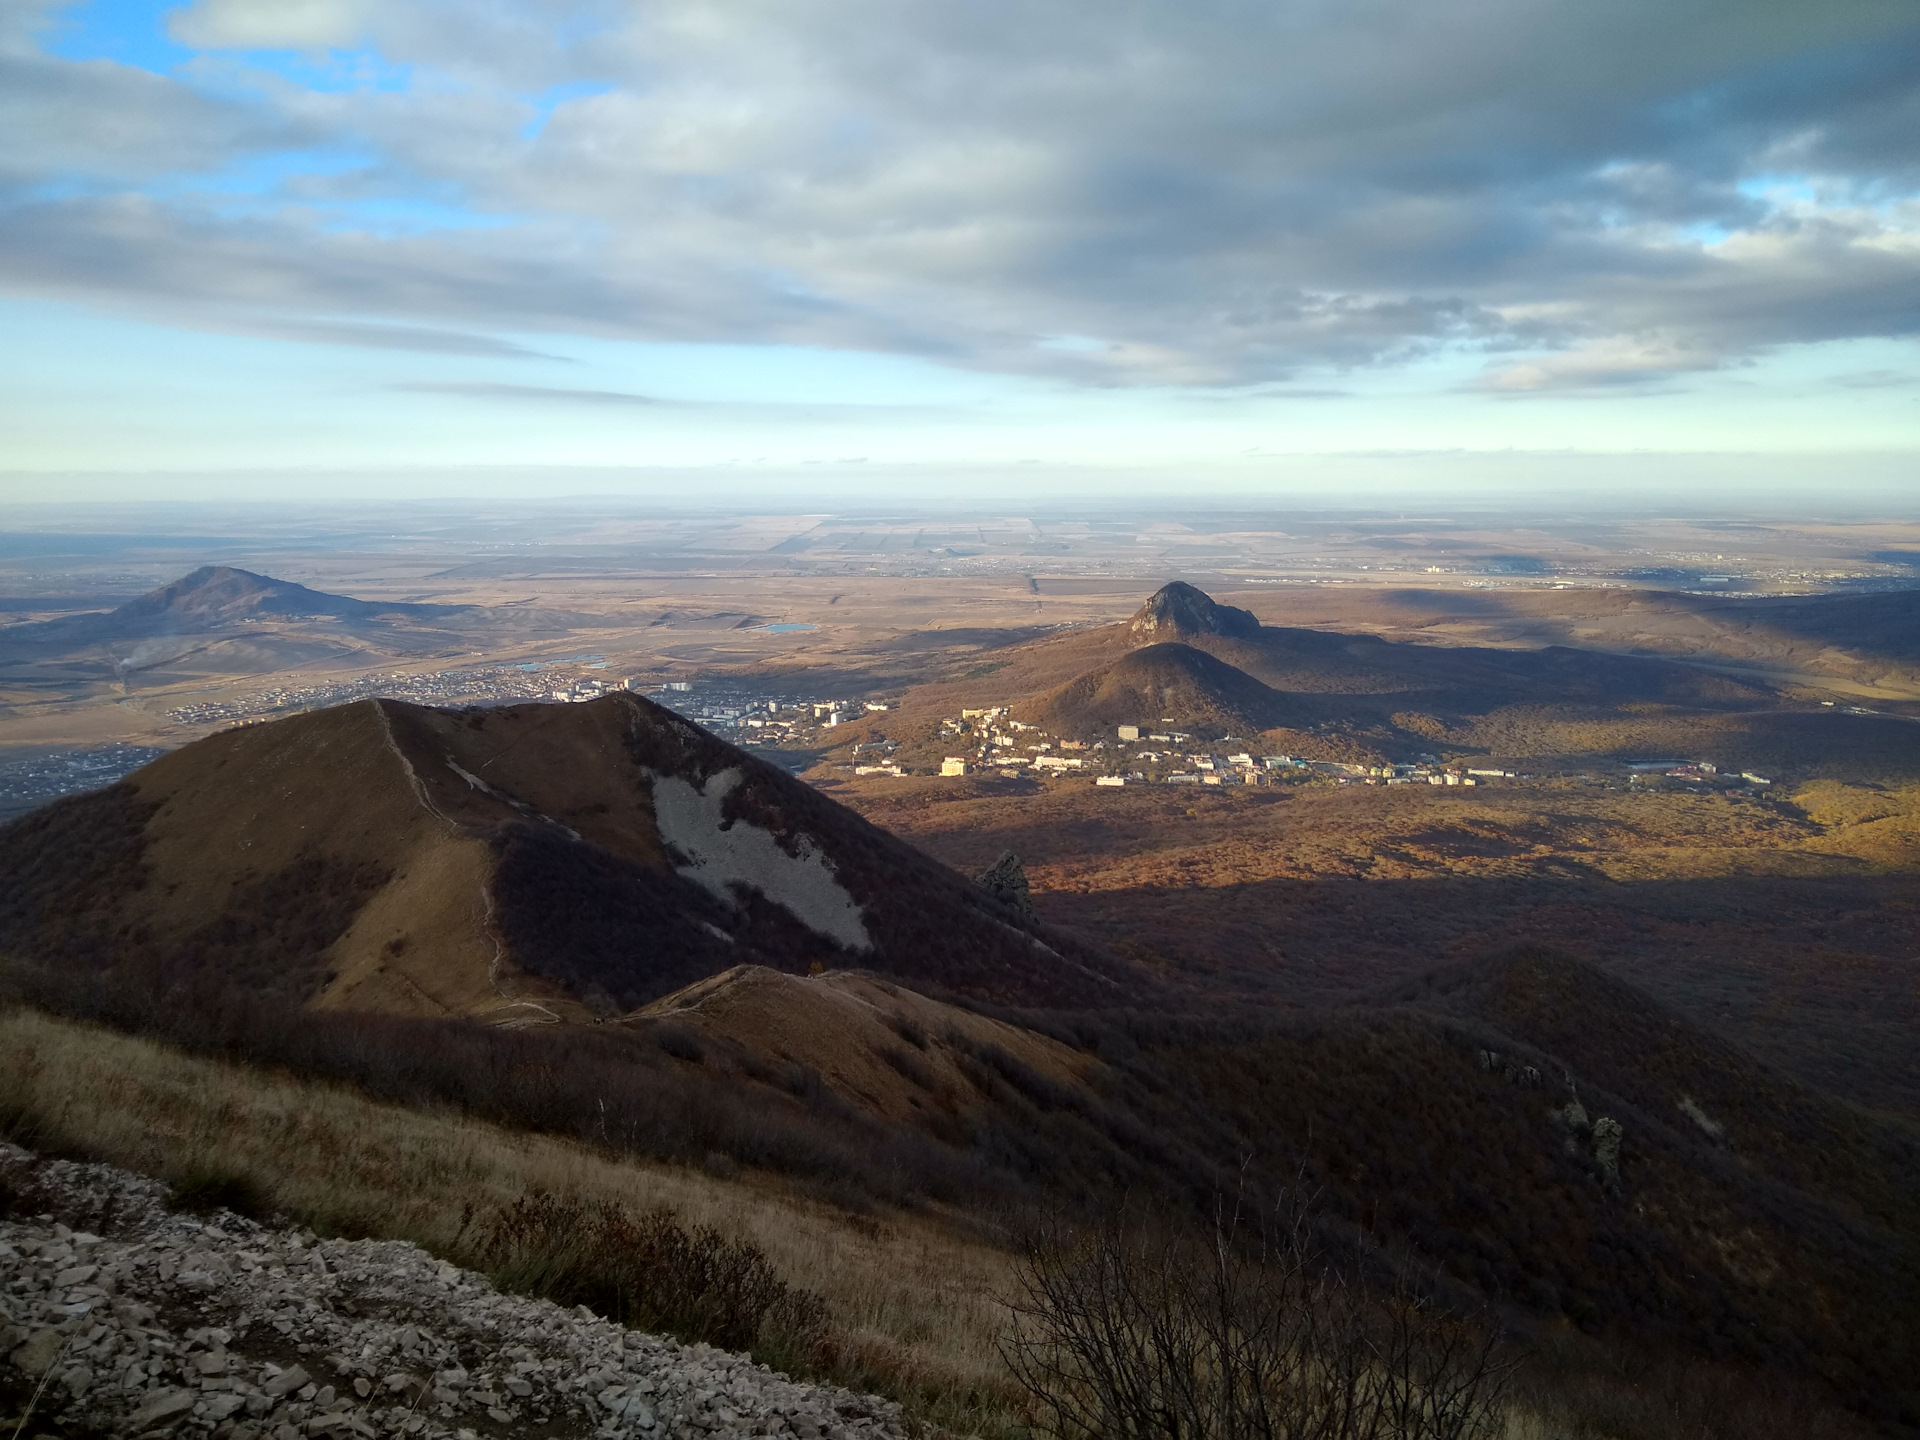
xmin=1126 ymin=582 xmax=1261 ymax=643
xmin=0 ymin=1145 xmax=906 ymax=1440
xmin=976 ymin=852 xmax=1036 ymax=922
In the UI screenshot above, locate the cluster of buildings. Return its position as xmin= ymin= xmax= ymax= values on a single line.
xmin=165 ymin=661 xmax=634 ymax=728
xmin=1626 ymin=760 xmax=1773 ymax=787
xmin=0 ymin=743 xmax=171 ymax=818
xmin=924 ymin=709 xmax=1513 ymax=788
xmin=646 ymin=682 xmax=895 ymax=756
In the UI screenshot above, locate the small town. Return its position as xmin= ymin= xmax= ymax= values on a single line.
xmin=836 ymin=702 xmax=1780 ymax=793
xmin=164 ymin=659 xmax=633 ymax=727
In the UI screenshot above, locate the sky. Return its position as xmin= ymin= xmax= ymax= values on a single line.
xmin=2 ymin=0 xmax=1917 ymax=506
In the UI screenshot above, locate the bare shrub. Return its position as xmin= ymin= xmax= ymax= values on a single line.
xmin=481 ymin=1191 xmax=828 ymax=1360
xmin=1002 ymin=1197 xmax=1511 ymax=1440
xmin=880 ymin=1044 xmax=938 ymax=1090
xmin=887 ymin=1013 xmax=929 ymax=1050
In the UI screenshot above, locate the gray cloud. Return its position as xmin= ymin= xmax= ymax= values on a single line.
xmin=3 ymin=0 xmax=1918 ymax=387
xmin=392 ymin=381 xmax=955 ymax=419
xmin=236 ymin=319 xmax=563 ymax=358
xmin=398 ymin=381 xmax=658 ymax=405
xmin=0 ymin=39 xmax=310 ymax=187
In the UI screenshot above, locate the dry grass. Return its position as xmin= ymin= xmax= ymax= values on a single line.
xmin=0 ymin=1003 xmax=1023 ymax=1434
xmin=0 ymin=999 xmax=1885 ymax=1440
xmin=1792 ymin=778 xmax=1920 ymax=866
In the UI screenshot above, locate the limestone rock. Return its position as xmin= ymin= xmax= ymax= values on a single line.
xmin=1127 ymin=582 xmax=1262 ymax=643
xmin=977 ymin=851 xmax=1036 ymax=921
xmin=1593 ymin=1116 xmax=1623 ymax=1182
xmin=0 ymin=1141 xmax=909 ymax=1440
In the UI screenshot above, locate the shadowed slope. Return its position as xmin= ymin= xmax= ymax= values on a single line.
xmin=1018 ymin=642 xmax=1303 ymax=739
xmin=0 ymin=694 xmax=1136 ymax=1019
xmin=1383 ymin=946 xmax=1920 ymax=1239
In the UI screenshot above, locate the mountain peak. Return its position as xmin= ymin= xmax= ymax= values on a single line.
xmin=1128 ymin=582 xmax=1261 ymax=642
xmin=1019 ymin=641 xmax=1294 ymax=739
xmin=111 ymin=566 xmax=366 ymax=627
xmin=101 ymin=566 xmax=466 ymax=634
xmin=0 ymin=691 xmax=1134 ymax=1020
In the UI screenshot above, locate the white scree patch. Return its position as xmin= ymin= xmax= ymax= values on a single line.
xmin=649 ymin=767 xmax=872 ymax=953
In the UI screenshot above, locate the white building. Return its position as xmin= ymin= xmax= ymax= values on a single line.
xmin=940 ymin=757 xmax=970 ymax=776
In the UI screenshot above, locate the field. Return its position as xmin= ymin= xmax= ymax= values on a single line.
xmin=3 ymin=506 xmax=1917 ymax=779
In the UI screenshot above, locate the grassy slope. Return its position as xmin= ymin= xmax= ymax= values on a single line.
xmin=3 ymin=968 xmax=1908 ymax=1437
xmin=0 ymin=1002 xmax=1022 ymax=1434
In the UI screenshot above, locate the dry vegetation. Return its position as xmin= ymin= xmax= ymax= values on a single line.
xmin=842 ymin=777 xmax=1920 ymax=1118
xmin=0 ymin=992 xmax=1895 ymax=1440
xmin=0 ymin=1002 xmax=1026 ymax=1435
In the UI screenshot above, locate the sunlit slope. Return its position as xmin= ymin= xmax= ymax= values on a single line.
xmin=0 ymin=693 xmax=1135 ymax=1019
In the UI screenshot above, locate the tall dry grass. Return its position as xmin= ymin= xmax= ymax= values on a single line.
xmin=0 ymin=1003 xmax=1025 ymax=1435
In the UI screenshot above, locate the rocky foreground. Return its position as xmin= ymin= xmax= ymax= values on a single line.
xmin=0 ymin=1146 xmax=907 ymax=1440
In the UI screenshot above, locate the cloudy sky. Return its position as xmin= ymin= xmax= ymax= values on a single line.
xmin=3 ymin=0 xmax=1917 ymax=502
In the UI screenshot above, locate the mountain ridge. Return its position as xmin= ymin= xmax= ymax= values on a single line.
xmin=6 ymin=566 xmax=471 ymax=646
xmin=0 ymin=692 xmax=1135 ymax=1019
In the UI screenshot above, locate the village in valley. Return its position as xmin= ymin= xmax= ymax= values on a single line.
xmin=816 ymin=700 xmax=1787 ymax=796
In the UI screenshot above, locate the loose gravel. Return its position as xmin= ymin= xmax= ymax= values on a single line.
xmin=0 ymin=1145 xmax=909 ymax=1440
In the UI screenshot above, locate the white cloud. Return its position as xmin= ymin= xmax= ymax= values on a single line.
xmin=4 ymin=0 xmax=1919 ymax=387
xmin=169 ymin=0 xmax=371 ymax=51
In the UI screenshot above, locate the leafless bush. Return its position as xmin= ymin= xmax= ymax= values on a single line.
xmin=1002 ymin=1197 xmax=1512 ymax=1440
xmin=481 ymin=1191 xmax=828 ymax=1361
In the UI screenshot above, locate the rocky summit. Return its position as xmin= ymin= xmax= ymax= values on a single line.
xmin=1125 ymin=581 xmax=1262 ymax=642
xmin=0 ymin=1145 xmax=905 ymax=1440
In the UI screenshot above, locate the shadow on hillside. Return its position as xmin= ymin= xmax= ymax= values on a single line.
xmin=1040 ymin=867 xmax=1920 ymax=1116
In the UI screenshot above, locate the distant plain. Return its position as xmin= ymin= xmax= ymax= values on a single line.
xmin=3 ymin=504 xmax=1917 ymax=771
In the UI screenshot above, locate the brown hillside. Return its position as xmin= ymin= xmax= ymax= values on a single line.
xmin=1016 ymin=642 xmax=1304 ymax=739
xmin=0 ymin=694 xmax=1137 ymax=1020
xmin=637 ymin=965 xmax=1098 ymax=1126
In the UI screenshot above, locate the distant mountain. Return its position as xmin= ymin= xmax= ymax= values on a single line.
xmin=0 ymin=693 xmax=1132 ymax=1018
xmin=1 ymin=566 xmax=472 ymax=648
xmin=1128 ymin=580 xmax=1262 ymax=642
xmin=106 ymin=565 xmax=469 ymax=631
xmin=1018 ymin=641 xmax=1301 ymax=739
xmin=928 ymin=581 xmax=1782 ymax=767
